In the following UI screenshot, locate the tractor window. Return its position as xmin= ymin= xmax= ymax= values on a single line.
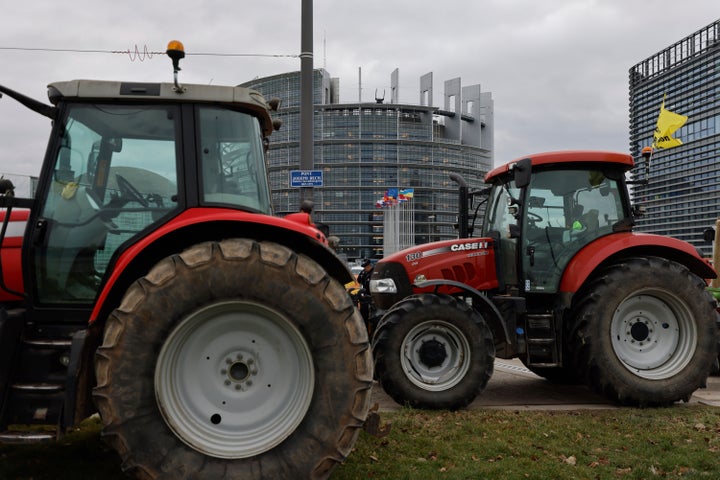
xmin=198 ymin=107 xmax=271 ymax=214
xmin=522 ymin=169 xmax=626 ymax=293
xmin=35 ymin=104 xmax=180 ymax=304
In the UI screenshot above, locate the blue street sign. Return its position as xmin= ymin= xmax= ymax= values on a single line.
xmin=290 ymin=170 xmax=323 ymax=187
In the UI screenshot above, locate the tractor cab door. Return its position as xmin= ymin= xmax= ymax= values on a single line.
xmin=28 ymin=103 xmax=181 ymax=305
xmin=521 ymin=168 xmax=627 ymax=293
xmin=482 ymin=178 xmax=521 ymax=292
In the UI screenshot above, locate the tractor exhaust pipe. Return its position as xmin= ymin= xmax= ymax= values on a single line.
xmin=449 ymin=173 xmax=470 ymax=239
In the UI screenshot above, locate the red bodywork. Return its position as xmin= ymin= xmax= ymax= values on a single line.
xmin=0 ymin=209 xmax=29 ymax=302
xmin=378 ymin=224 xmax=715 ymax=301
xmin=0 ymin=206 xmax=328 ymax=316
xmin=89 ymin=207 xmax=328 ymax=323
xmin=561 ymin=232 xmax=716 ymax=292
xmin=381 ymin=237 xmax=500 ymax=295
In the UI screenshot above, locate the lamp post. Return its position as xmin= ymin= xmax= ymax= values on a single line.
xmin=300 ymin=0 xmax=314 ymax=204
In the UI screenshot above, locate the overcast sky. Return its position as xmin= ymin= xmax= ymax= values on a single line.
xmin=1 ymin=1 xmax=718 ymax=180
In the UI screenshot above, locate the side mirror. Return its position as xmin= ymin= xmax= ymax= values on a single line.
xmin=0 ymin=178 xmax=15 ymax=196
xmin=632 ymin=204 xmax=646 ymax=217
xmin=513 ymin=158 xmax=532 ymax=188
xmin=703 ymin=228 xmax=715 ymax=243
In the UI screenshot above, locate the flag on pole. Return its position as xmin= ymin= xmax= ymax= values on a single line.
xmin=399 ymin=188 xmax=414 ymax=199
xmin=376 ymin=187 xmax=413 ymax=208
xmin=653 ymin=95 xmax=687 ymax=149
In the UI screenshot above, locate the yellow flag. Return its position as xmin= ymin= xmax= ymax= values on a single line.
xmin=653 ymin=96 xmax=687 ymax=149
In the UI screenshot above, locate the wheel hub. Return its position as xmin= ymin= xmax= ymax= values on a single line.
xmin=418 ymin=339 xmax=447 ymax=368
xmin=222 ymin=353 xmax=258 ymax=390
xmin=401 ymin=319 xmax=472 ymax=391
xmin=610 ymin=291 xmax=696 ymax=378
xmin=629 ymin=319 xmax=651 ymax=343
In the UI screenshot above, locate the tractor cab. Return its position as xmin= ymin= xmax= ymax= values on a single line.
xmin=482 ymin=151 xmax=635 ymax=295
xmin=0 ymin=81 xmax=275 ymax=309
xmin=31 ymin=87 xmax=272 ymax=305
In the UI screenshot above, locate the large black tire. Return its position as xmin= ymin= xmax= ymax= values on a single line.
xmin=93 ymin=239 xmax=373 ymax=480
xmin=372 ymin=293 xmax=494 ymax=410
xmin=568 ymin=256 xmax=718 ymax=406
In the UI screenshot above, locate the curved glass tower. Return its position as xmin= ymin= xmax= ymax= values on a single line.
xmin=242 ymin=69 xmax=493 ymax=261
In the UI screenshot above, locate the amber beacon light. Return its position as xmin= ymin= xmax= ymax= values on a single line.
xmin=166 ymin=40 xmax=186 ymax=92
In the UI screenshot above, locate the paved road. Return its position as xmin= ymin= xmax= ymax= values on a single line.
xmin=371 ymin=359 xmax=720 ymax=411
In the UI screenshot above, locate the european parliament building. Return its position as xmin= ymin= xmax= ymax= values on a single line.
xmin=242 ymin=69 xmax=493 ymax=260
xmin=629 ymin=19 xmax=720 ymax=256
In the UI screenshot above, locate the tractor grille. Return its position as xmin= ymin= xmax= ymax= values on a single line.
xmin=440 ymin=262 xmax=477 ymax=284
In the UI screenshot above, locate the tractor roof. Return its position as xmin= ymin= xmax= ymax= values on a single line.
xmin=484 ymin=150 xmax=634 ymax=183
xmin=46 ymin=80 xmax=275 ymax=136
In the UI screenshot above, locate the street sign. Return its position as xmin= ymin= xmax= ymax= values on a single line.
xmin=290 ymin=170 xmax=323 ymax=187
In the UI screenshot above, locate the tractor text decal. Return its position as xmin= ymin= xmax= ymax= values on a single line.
xmin=405 ymin=242 xmax=490 ymax=263
xmin=405 ymin=251 xmax=422 ymax=262
xmin=450 ymin=241 xmax=490 ymax=252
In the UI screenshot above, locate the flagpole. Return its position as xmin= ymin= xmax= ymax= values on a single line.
xmin=642 ymin=145 xmax=653 ymax=182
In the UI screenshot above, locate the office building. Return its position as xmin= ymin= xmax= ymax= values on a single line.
xmin=629 ymin=19 xmax=720 ymax=256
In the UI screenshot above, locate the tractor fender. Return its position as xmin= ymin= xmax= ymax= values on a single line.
xmin=413 ymin=278 xmax=512 ymax=345
xmin=0 ymin=208 xmax=29 ymax=302
xmin=89 ymin=208 xmax=352 ymax=324
xmin=560 ymin=232 xmax=716 ymax=295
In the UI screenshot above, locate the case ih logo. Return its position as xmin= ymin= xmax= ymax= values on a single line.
xmin=405 ymin=241 xmax=490 ymax=262
xmin=450 ymin=241 xmax=489 ymax=252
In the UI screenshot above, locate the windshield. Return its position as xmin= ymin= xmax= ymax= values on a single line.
xmin=36 ymin=103 xmax=180 ymax=303
xmin=523 ymin=168 xmax=627 ymax=293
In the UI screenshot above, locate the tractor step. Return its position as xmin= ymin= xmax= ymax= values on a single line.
xmin=0 ymin=308 xmax=25 ymax=394
xmin=0 ymin=318 xmax=88 ymax=441
xmin=0 ymin=429 xmax=57 ymax=443
xmin=523 ymin=313 xmax=561 ymax=367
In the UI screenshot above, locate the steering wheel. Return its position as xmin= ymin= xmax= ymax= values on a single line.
xmin=115 ymin=174 xmax=148 ymax=207
xmin=527 ymin=211 xmax=543 ymax=223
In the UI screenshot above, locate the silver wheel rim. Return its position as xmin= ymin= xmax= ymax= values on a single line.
xmin=610 ymin=289 xmax=697 ymax=379
xmin=155 ymin=300 xmax=314 ymax=459
xmin=400 ymin=320 xmax=471 ymax=391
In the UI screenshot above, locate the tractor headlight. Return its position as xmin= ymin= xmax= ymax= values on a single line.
xmin=370 ymin=278 xmax=397 ymax=294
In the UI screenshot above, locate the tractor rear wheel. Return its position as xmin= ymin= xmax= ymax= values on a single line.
xmin=569 ymin=256 xmax=718 ymax=406
xmin=93 ymin=239 xmax=372 ymax=479
xmin=372 ymin=293 xmax=494 ymax=410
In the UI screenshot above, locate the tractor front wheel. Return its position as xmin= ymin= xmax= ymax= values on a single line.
xmin=93 ymin=239 xmax=372 ymax=479
xmin=372 ymin=293 xmax=494 ymax=410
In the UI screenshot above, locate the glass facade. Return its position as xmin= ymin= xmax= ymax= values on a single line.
xmin=242 ymin=70 xmax=493 ymax=261
xmin=629 ymin=20 xmax=720 ymax=256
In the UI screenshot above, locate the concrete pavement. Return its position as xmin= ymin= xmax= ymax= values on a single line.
xmin=371 ymin=359 xmax=720 ymax=411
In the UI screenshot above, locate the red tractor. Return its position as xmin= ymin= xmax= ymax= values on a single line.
xmin=0 ymin=44 xmax=372 ymax=480
xmin=370 ymin=150 xmax=719 ymax=409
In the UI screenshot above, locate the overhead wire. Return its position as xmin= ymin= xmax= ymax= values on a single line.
xmin=0 ymin=45 xmax=299 ymax=61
